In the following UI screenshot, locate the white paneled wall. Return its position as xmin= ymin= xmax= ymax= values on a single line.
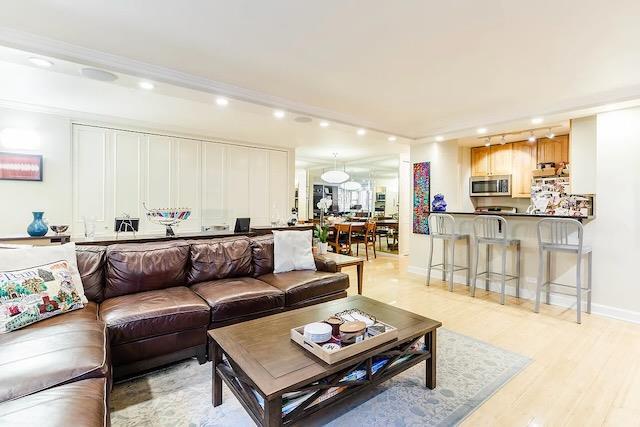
xmin=72 ymin=124 xmax=291 ymax=236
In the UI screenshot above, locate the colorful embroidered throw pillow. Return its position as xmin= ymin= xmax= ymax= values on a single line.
xmin=0 ymin=260 xmax=84 ymax=333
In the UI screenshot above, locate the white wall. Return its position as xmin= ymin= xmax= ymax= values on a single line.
xmin=0 ymin=107 xmax=72 ymax=235
xmin=570 ymin=116 xmax=597 ymax=194
xmin=0 ymin=105 xmax=295 ymax=237
xmin=409 ymin=139 xmax=472 ymax=267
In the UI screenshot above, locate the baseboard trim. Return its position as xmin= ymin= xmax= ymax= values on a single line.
xmin=407 ymin=265 xmax=640 ymax=325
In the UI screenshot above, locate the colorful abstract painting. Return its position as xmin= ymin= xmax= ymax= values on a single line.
xmin=413 ymin=162 xmax=431 ymax=234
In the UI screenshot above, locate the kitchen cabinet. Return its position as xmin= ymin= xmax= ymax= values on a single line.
xmin=471 ymin=146 xmax=490 ymax=176
xmin=471 ymin=144 xmax=512 ymax=176
xmin=511 ymin=141 xmax=538 ymax=198
xmin=537 ymin=135 xmax=569 ymax=165
xmin=489 ymin=144 xmax=512 ymax=175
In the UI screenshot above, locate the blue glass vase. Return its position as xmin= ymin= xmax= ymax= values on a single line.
xmin=27 ymin=211 xmax=48 ymax=237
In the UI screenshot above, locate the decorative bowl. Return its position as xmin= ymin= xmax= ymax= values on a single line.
xmin=49 ymin=225 xmax=69 ymax=235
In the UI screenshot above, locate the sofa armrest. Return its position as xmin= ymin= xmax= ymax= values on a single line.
xmin=314 ymin=256 xmax=338 ymax=273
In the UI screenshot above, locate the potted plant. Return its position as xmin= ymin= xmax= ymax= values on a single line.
xmin=314 ymin=224 xmax=330 ymax=254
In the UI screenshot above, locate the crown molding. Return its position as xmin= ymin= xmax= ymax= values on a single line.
xmin=0 ymin=26 xmax=416 ymax=140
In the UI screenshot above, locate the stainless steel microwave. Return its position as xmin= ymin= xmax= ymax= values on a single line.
xmin=469 ymin=175 xmax=511 ymax=196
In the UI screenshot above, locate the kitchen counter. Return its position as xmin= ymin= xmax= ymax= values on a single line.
xmin=444 ymin=211 xmax=593 ymax=222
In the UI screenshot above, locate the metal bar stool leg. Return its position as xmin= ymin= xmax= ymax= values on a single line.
xmin=500 ymin=245 xmax=507 ymax=305
xmin=576 ymin=253 xmax=582 ymax=324
xmin=471 ymin=241 xmax=480 ymax=297
xmin=426 ymin=236 xmax=434 ymax=286
xmin=466 ymin=237 xmax=472 ymax=286
xmin=515 ymin=242 xmax=521 ymax=299
xmin=587 ymin=252 xmax=593 ymax=314
xmin=442 ymin=240 xmax=447 ymax=283
xmin=535 ymin=247 xmax=544 ymax=313
xmin=545 ymin=251 xmax=551 ymax=305
xmin=449 ymin=238 xmax=456 ymax=292
xmin=485 ymin=245 xmax=491 ymax=291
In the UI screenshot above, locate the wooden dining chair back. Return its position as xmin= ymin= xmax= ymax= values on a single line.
xmin=329 ymin=223 xmax=353 ymax=255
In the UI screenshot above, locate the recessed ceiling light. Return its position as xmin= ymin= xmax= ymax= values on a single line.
xmin=477 ymin=127 xmax=488 ymax=134
xmin=215 ymin=97 xmax=229 ymax=106
xmin=319 ymin=121 xmax=329 ymax=128
xmin=435 ymin=136 xmax=444 ymax=142
xmin=273 ymin=110 xmax=286 ymax=119
xmin=388 ymin=136 xmax=397 ymax=142
xmin=357 ymin=129 xmax=366 ymax=136
xmin=138 ymin=81 xmax=154 ymax=90
xmin=81 ymin=67 xmax=118 ymax=82
xmin=28 ymin=57 xmax=53 ymax=68
xmin=531 ymin=117 xmax=544 ymax=125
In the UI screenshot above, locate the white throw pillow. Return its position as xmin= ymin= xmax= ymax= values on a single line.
xmin=273 ymin=230 xmax=317 ymax=273
xmin=0 ymin=243 xmax=88 ymax=303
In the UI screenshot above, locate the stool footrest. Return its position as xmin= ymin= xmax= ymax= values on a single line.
xmin=542 ymin=281 xmax=592 ymax=292
xmin=430 ymin=263 xmax=470 ymax=273
xmin=475 ymin=271 xmax=519 ymax=281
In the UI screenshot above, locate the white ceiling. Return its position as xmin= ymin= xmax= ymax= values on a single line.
xmin=0 ymin=45 xmax=408 ymax=162
xmin=1 ymin=0 xmax=640 ymax=139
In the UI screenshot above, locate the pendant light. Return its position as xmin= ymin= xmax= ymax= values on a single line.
xmin=321 ymin=153 xmax=350 ymax=184
xmin=342 ymin=180 xmax=362 ymax=191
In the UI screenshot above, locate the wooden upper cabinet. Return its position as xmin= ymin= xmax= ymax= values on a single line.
xmin=537 ymin=135 xmax=569 ymax=165
xmin=511 ymin=141 xmax=537 ymax=198
xmin=489 ymin=144 xmax=512 ymax=176
xmin=471 ymin=146 xmax=490 ymax=176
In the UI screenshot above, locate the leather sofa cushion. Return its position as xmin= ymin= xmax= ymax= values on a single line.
xmin=191 ymin=277 xmax=284 ymax=322
xmin=0 ymin=319 xmax=109 ymax=402
xmin=105 ymin=241 xmax=190 ymax=299
xmin=258 ymin=271 xmax=350 ymax=306
xmin=99 ymin=286 xmax=210 ymax=345
xmin=188 ymin=237 xmax=253 ymax=284
xmin=0 ymin=378 xmax=108 ymax=427
xmin=111 ymin=328 xmax=206 ymax=367
xmin=250 ymin=235 xmax=274 ymax=276
xmin=76 ymin=245 xmax=106 ymax=302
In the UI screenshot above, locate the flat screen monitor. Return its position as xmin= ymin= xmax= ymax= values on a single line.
xmin=234 ymin=217 xmax=251 ymax=232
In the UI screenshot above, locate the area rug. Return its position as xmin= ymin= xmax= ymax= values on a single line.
xmin=110 ymin=329 xmax=530 ymax=427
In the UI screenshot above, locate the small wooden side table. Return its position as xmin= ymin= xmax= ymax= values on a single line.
xmin=315 ymin=252 xmax=365 ymax=295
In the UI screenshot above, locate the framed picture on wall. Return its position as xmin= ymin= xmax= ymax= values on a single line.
xmin=0 ymin=152 xmax=43 ymax=181
xmin=413 ymin=161 xmax=430 ymax=234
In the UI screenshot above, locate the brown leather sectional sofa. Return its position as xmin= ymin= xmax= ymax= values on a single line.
xmin=0 ymin=235 xmax=349 ymax=426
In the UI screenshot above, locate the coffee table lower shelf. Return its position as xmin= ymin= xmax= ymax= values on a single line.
xmin=211 ymin=330 xmax=437 ymax=427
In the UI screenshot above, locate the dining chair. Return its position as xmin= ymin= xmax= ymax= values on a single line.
xmin=328 ymin=223 xmax=352 ymax=255
xmin=352 ymin=221 xmax=377 ymax=260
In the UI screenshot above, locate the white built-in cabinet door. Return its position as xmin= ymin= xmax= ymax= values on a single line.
xmin=224 ymin=145 xmax=250 ymax=225
xmin=249 ymin=149 xmax=269 ymax=226
xmin=142 ymin=134 xmax=173 ymax=233
xmin=201 ymin=141 xmax=226 ymax=227
xmin=72 ymin=125 xmax=111 ymax=236
xmin=73 ymin=124 xmax=291 ymax=236
xmin=173 ymin=138 xmax=201 ymax=233
xmin=269 ymin=150 xmax=289 ymax=224
xmin=112 ymin=130 xmax=144 ymax=225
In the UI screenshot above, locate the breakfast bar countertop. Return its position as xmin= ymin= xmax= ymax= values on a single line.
xmin=443 ymin=211 xmax=593 ymax=222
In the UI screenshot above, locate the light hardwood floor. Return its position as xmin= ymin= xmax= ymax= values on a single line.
xmin=340 ymin=254 xmax=640 ymax=427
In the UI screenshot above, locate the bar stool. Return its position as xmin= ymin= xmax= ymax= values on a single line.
xmin=426 ymin=213 xmax=471 ymax=291
xmin=471 ymin=215 xmax=521 ymax=305
xmin=534 ymin=218 xmax=592 ymax=324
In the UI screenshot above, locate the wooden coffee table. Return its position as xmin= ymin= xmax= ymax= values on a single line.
xmin=209 ymin=295 xmax=441 ymax=426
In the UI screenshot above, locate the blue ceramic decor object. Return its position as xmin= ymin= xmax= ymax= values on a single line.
xmin=27 ymin=211 xmax=48 ymax=237
xmin=432 ymin=194 xmax=447 ymax=212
